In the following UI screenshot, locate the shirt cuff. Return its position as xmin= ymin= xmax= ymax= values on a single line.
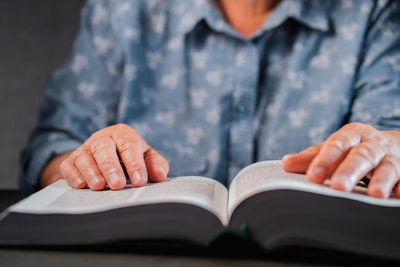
xmin=19 ymin=139 xmax=81 ymax=191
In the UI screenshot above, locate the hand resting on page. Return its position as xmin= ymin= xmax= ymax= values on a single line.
xmin=282 ymin=122 xmax=400 ymax=199
xmin=40 ymin=123 xmax=169 ymax=190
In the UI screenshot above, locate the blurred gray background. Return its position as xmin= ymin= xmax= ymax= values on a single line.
xmin=0 ymin=0 xmax=86 ymax=189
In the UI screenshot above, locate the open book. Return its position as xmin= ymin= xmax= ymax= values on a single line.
xmin=1 ymin=161 xmax=400 ymax=259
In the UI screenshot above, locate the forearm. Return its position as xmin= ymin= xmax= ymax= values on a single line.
xmin=40 ymin=151 xmax=73 ymax=188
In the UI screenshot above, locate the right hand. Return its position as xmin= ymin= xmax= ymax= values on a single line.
xmin=58 ymin=123 xmax=169 ymax=190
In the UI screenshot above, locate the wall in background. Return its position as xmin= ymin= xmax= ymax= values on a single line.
xmin=0 ymin=0 xmax=86 ymax=189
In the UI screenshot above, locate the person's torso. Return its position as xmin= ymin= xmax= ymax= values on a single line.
xmin=95 ymin=0 xmax=378 ymax=184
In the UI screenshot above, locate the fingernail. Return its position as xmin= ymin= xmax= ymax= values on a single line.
xmin=133 ymin=171 xmax=143 ymax=186
xmin=309 ymin=167 xmax=325 ymax=182
xmin=89 ymin=176 xmax=103 ymax=188
xmin=109 ymin=173 xmax=122 ymax=186
xmin=368 ymin=184 xmax=387 ymax=199
xmin=332 ymin=175 xmax=353 ymax=192
xmin=344 ymin=178 xmax=354 ymax=192
xmin=158 ymin=165 xmax=167 ymax=178
xmin=72 ymin=177 xmax=84 ymax=188
xmin=284 ymin=154 xmax=295 ymax=158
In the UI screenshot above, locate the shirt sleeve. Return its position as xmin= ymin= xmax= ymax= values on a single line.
xmin=19 ymin=0 xmax=124 ymax=190
xmin=349 ymin=1 xmax=400 ymax=131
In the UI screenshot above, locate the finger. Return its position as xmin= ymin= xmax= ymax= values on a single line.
xmin=306 ymin=123 xmax=366 ymax=184
xmin=367 ymin=156 xmax=400 ymax=198
xmin=281 ymin=144 xmax=322 ymax=173
xmin=90 ymin=137 xmax=126 ymax=190
xmin=397 ymin=182 xmax=400 ymax=199
xmin=60 ymin=158 xmax=87 ymax=189
xmin=114 ymin=136 xmax=148 ymax=187
xmin=144 ymin=148 xmax=169 ymax=182
xmin=74 ymin=148 xmax=106 ymax=191
xmin=330 ymin=139 xmax=385 ymax=192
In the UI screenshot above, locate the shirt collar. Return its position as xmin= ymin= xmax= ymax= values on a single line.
xmin=278 ymin=0 xmax=332 ymax=32
xmin=257 ymin=0 xmax=333 ymax=36
xmin=168 ymin=0 xmax=212 ymax=35
xmin=172 ymin=0 xmax=332 ymax=37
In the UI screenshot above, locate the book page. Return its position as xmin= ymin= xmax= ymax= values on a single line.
xmin=9 ymin=177 xmax=229 ymax=225
xmin=228 ymin=160 xmax=400 ymax=218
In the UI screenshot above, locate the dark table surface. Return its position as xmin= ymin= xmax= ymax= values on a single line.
xmin=0 ymin=190 xmax=398 ymax=267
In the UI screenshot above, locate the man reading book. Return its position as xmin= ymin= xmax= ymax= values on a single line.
xmin=20 ymin=0 xmax=400 ymax=199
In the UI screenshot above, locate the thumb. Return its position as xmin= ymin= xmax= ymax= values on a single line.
xmin=281 ymin=144 xmax=322 ymax=174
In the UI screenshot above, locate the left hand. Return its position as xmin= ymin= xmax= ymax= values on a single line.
xmin=282 ymin=122 xmax=400 ymax=198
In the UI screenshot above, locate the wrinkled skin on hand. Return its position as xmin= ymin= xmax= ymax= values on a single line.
xmin=282 ymin=122 xmax=400 ymax=199
xmin=60 ymin=123 xmax=169 ymax=191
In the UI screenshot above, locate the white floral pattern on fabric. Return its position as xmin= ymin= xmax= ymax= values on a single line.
xmin=20 ymin=0 xmax=400 ymax=189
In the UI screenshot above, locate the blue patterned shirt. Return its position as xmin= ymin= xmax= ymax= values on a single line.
xmin=20 ymin=0 xmax=400 ymax=190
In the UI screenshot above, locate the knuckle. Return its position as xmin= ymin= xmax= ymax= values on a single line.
xmin=124 ymin=161 xmax=142 ymax=172
xmin=71 ymin=147 xmax=83 ymax=157
xmin=301 ymin=145 xmax=319 ymax=154
xmin=77 ymin=145 xmax=91 ymax=155
xmin=372 ymin=134 xmax=388 ymax=146
xmin=353 ymin=144 xmax=378 ymax=163
xmin=144 ymin=148 xmax=167 ymax=163
xmin=113 ymin=123 xmax=131 ymax=132
xmin=383 ymin=155 xmax=396 ymax=165
xmin=99 ymin=160 xmax=117 ymax=172
xmin=118 ymin=138 xmax=141 ymax=154
xmin=113 ymin=123 xmax=142 ymax=139
xmin=329 ymin=130 xmax=360 ymax=148
xmin=382 ymin=156 xmax=400 ymax=177
xmin=324 ymin=139 xmax=346 ymax=152
xmin=363 ymin=123 xmax=375 ymax=132
xmin=344 ymin=122 xmax=376 ymax=137
xmin=144 ymin=148 xmax=159 ymax=158
xmin=347 ymin=122 xmax=365 ymax=130
xmin=115 ymin=123 xmax=128 ymax=129
xmin=89 ymin=130 xmax=104 ymax=140
xmin=307 ymin=145 xmax=320 ymax=152
xmin=90 ymin=137 xmax=113 ymax=155
xmin=328 ymin=131 xmax=357 ymax=149
xmin=74 ymin=153 xmax=90 ymax=167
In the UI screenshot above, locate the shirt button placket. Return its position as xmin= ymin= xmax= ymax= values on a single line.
xmin=228 ymin=41 xmax=260 ymax=183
